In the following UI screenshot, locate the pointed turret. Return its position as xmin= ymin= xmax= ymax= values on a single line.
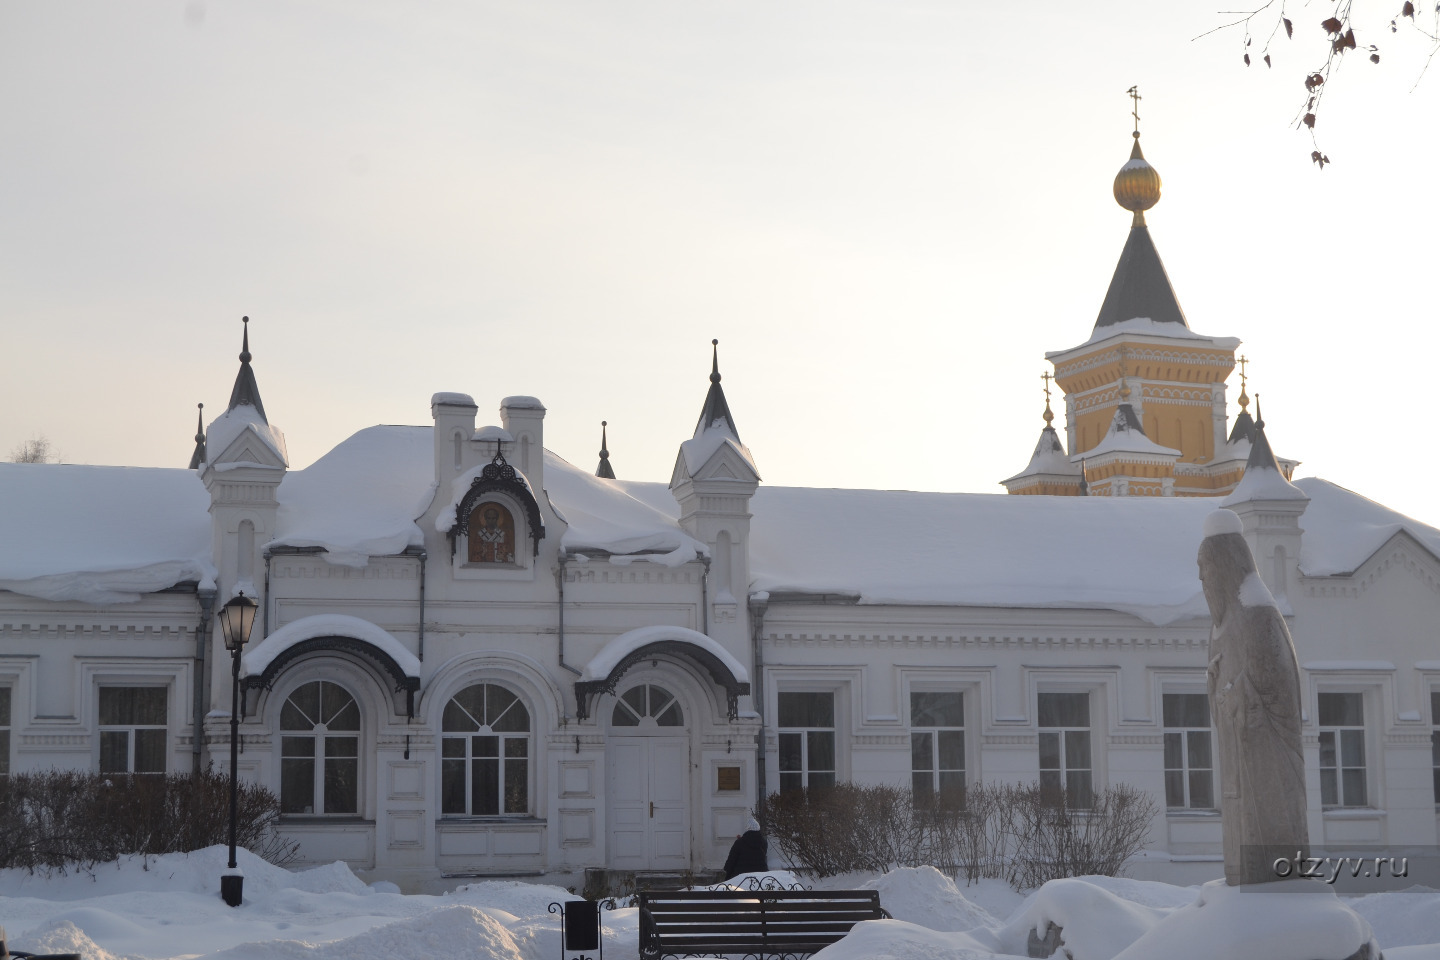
xmin=227 ymin=316 xmax=268 ymax=421
xmin=1223 ymin=399 xmax=1306 ymax=504
xmin=669 ymin=340 xmax=760 ymax=653
xmin=596 ymin=421 xmax=616 ymax=479
xmin=1001 ymin=374 xmax=1082 ymax=495
xmin=694 ymin=339 xmax=741 ymax=441
xmin=1096 ymin=133 xmax=1187 ymax=331
xmin=1226 ymin=358 xmax=1255 ymax=446
xmin=188 ymin=403 xmax=206 ymax=469
xmin=1221 ymin=399 xmax=1309 ymax=598
xmin=204 ymin=316 xmax=288 ymax=468
xmin=1079 ymin=399 xmax=1181 ymax=497
xmin=1044 ymin=99 xmax=1241 ymax=491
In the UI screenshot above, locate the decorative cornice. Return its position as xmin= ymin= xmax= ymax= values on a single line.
xmin=764 ymin=632 xmax=1206 ymax=650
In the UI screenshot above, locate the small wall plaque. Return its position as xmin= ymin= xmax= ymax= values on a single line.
xmin=717 ymin=765 xmax=741 ymax=792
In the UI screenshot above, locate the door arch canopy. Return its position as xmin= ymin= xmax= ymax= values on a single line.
xmin=574 ymin=625 xmax=749 ymax=721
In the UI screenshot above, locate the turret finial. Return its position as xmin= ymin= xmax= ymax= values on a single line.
xmin=239 ymin=316 xmax=251 ymax=364
xmin=1041 ymin=372 xmax=1055 ymax=426
xmin=1255 ymin=394 xmax=1264 ymax=431
xmin=710 ymin=339 xmax=721 ymax=384
xmin=188 ymin=402 xmax=208 ymax=469
xmin=596 ymin=420 xmax=616 ymax=479
xmin=1114 ymin=88 xmax=1161 ymax=227
xmin=1236 ymin=355 xmax=1250 ymax=413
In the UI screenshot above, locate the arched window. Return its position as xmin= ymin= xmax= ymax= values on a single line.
xmin=612 ymin=684 xmax=683 ymax=727
xmin=280 ymin=680 xmax=359 ymax=815
xmin=467 ymin=502 xmax=516 ymax=564
xmin=441 ymin=683 xmax=530 ymax=815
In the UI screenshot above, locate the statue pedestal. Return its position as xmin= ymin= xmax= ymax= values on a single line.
xmin=1110 ymin=879 xmax=1380 ymax=960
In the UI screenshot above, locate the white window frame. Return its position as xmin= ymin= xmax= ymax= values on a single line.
xmin=1162 ymin=691 xmax=1215 ymax=810
xmin=278 ymin=679 xmax=362 ymax=817
xmin=440 ymin=681 xmax=533 ymax=818
xmin=98 ymin=685 xmax=170 ymax=775
xmin=1037 ymin=690 xmax=1093 ymax=809
xmin=1317 ymin=690 xmax=1369 ymax=809
xmin=777 ymin=690 xmax=837 ymax=793
xmin=909 ymin=689 xmax=966 ymax=808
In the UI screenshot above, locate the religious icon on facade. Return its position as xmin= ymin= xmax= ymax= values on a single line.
xmin=468 ymin=502 xmax=516 ymax=563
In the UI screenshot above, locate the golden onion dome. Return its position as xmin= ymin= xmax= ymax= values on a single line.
xmin=1113 ymin=133 xmax=1161 ymax=226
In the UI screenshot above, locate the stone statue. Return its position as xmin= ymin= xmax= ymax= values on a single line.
xmin=1197 ymin=509 xmax=1309 ymax=886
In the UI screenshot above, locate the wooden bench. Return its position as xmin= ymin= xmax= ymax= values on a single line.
xmin=637 ymin=888 xmax=889 ymax=959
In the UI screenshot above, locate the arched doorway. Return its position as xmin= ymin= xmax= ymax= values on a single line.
xmin=607 ymin=681 xmax=691 ymax=870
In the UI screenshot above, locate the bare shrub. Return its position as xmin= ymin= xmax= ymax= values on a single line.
xmin=1009 ymin=781 xmax=1157 ymax=889
xmin=764 ymin=780 xmax=1156 ymax=890
xmin=0 ymin=766 xmax=295 ymax=873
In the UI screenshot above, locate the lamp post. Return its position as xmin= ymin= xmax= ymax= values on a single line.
xmin=217 ymin=592 xmax=257 ymax=908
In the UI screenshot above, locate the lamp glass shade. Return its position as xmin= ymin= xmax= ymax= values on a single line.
xmin=218 ymin=594 xmax=258 ymax=652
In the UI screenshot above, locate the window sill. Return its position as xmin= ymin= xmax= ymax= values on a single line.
xmin=1166 ymin=809 xmax=1220 ymax=818
xmin=279 ymin=815 xmax=373 ymax=826
xmin=1321 ymin=808 xmax=1386 ymax=818
xmin=438 ymin=816 xmax=543 ymax=825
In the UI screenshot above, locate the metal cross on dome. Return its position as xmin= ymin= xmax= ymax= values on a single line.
xmin=1128 ymin=85 xmax=1142 ymax=136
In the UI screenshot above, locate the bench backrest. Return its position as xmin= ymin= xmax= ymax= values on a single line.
xmin=638 ymin=889 xmax=885 ymax=957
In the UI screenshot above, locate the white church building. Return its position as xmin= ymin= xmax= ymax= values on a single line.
xmin=2 ymin=136 xmax=1438 ymax=888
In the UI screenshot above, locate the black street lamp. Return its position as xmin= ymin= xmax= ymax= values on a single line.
xmin=217 ymin=592 xmax=257 ymax=908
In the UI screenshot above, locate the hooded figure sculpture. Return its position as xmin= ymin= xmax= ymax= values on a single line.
xmin=1198 ymin=509 xmax=1309 ymax=885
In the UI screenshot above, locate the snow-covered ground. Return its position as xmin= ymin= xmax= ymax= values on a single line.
xmin=2 ymin=848 xmax=1438 ymax=960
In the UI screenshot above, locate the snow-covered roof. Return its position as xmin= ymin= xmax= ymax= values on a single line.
xmin=623 ymin=476 xmax=1440 ymax=625
xmin=1291 ymin=477 xmax=1440 ymax=575
xmin=205 ymin=404 xmax=289 ymax=467
xmin=622 ymin=482 xmax=1222 ymax=624
xmin=1003 ymin=425 xmax=1078 ymax=484
xmin=547 ymin=453 xmax=708 ymax=564
xmin=7 ymin=425 xmax=1440 ymax=615
xmin=472 ymin=425 xmax=513 ymax=443
xmin=274 ymin=425 xmax=436 ymax=565
xmin=1082 ymin=405 xmax=1180 ymax=460
xmin=678 ymin=425 xmax=760 ymax=478
xmin=0 ymin=463 xmax=215 ymax=604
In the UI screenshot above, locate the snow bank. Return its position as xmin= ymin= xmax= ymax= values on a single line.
xmin=810 ymin=918 xmax=1017 ymax=960
xmin=1111 ymin=879 xmax=1377 ymax=960
xmin=0 ymin=854 xmax=1436 ymax=960
xmin=859 ymin=866 xmax=1000 ymax=934
xmin=997 ymin=876 xmax=1181 ymax=959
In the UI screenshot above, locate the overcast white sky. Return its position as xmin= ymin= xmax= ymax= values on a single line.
xmin=3 ymin=1 xmax=1438 ymax=526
